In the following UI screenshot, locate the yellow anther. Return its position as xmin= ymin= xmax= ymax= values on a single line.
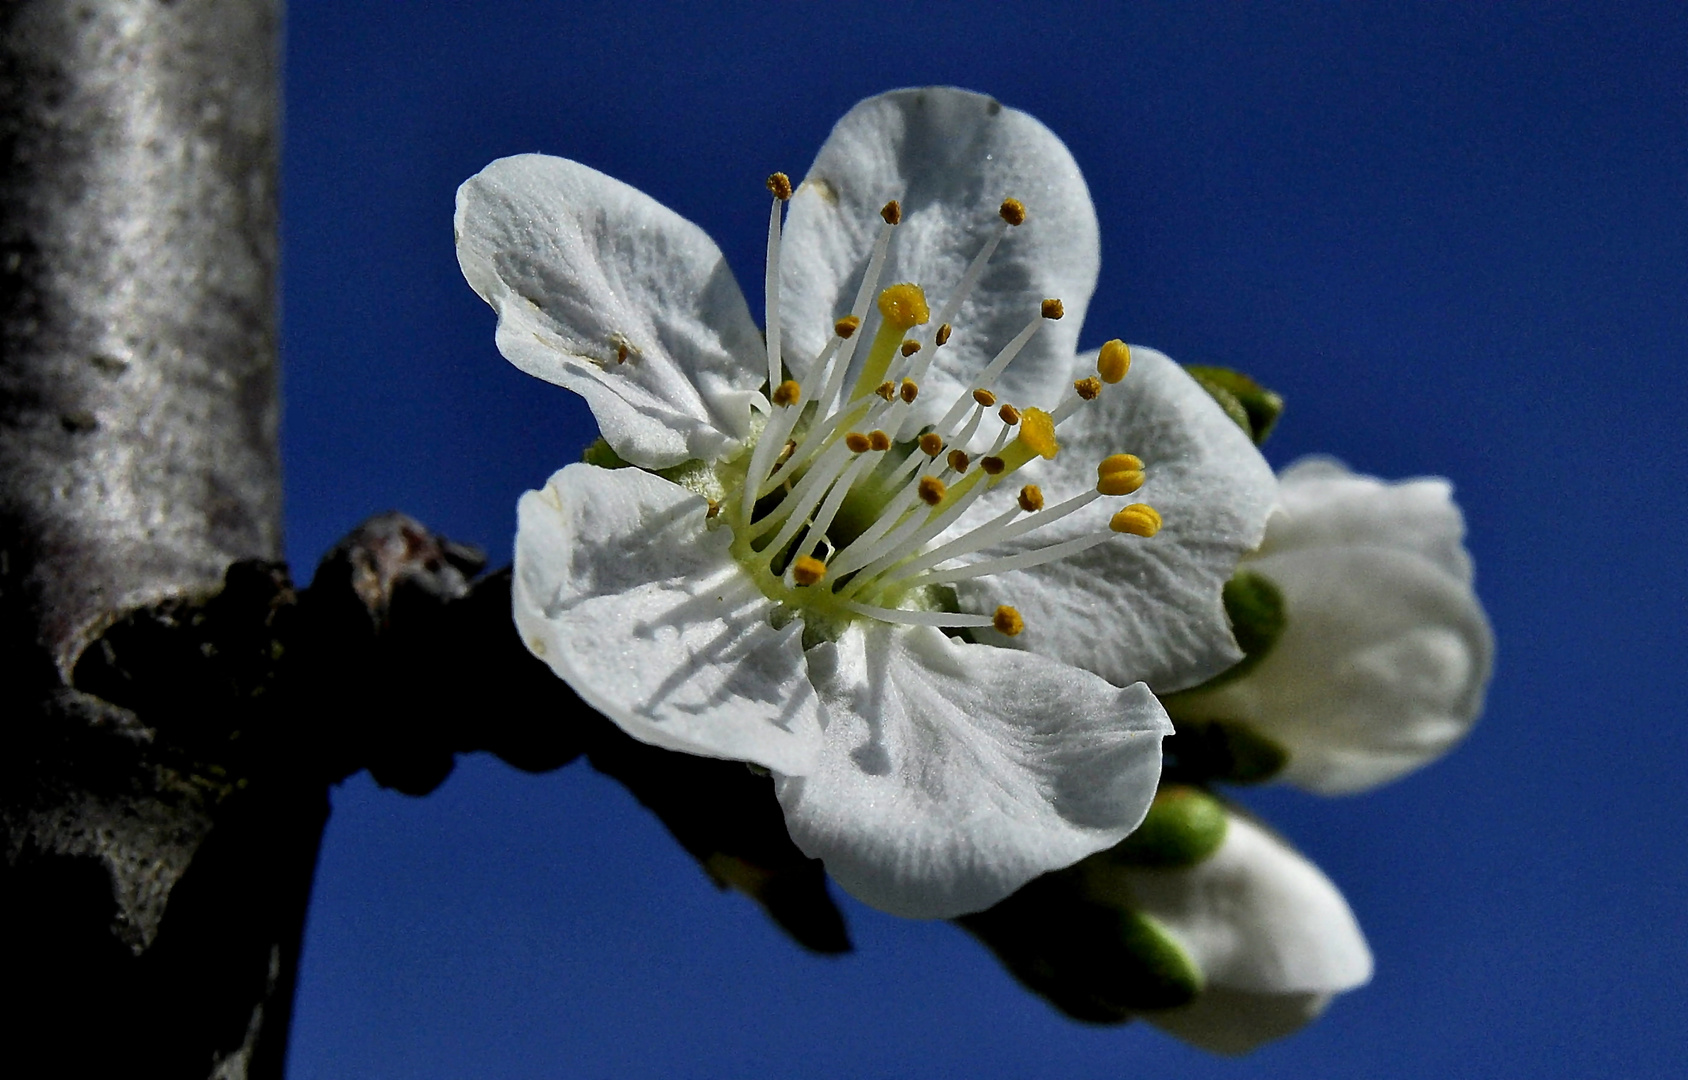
xmin=1041 ymin=298 xmax=1065 ymax=320
xmin=1074 ymin=376 xmax=1102 ymax=401
xmin=1096 ymin=470 xmax=1145 ymax=496
xmin=900 ymin=339 xmax=921 ymax=357
xmin=993 ymin=605 xmax=1025 ymax=636
xmin=947 ymin=449 xmax=971 ymax=474
xmin=877 ymin=283 xmax=930 ymax=329
xmin=616 ymin=340 xmax=632 ymax=364
xmin=999 ymin=198 xmax=1027 ymax=226
xmin=1097 ymin=339 xmax=1131 ymax=383
xmin=1110 ymin=503 xmax=1163 ymax=537
xmin=881 ymin=200 xmax=902 ymax=225
xmin=918 ymin=476 xmax=948 ymax=506
xmin=766 ymin=172 xmax=793 ymax=201
xmin=919 ymin=432 xmax=945 ymax=456
xmin=973 ymin=388 xmax=997 ymax=407
xmin=706 ymin=500 xmax=721 ymax=519
xmin=900 ymin=379 xmax=919 ymax=403
xmin=997 ymin=403 xmax=1021 ymax=425
xmin=771 ymin=379 xmax=801 ymax=407
xmin=791 ymin=555 xmax=827 ymax=586
xmin=868 ymin=429 xmax=891 ymax=451
xmin=875 ymin=380 xmax=896 ymax=401
xmin=1099 ymin=453 xmax=1144 ymax=477
xmin=936 ymin=323 xmax=952 ymax=346
xmin=1017 ymin=407 xmax=1059 ymax=459
xmin=845 ymin=432 xmax=871 ymax=453
xmin=1018 ymin=484 xmax=1044 ymax=512
xmin=835 ymin=315 xmax=861 ymax=339
xmin=980 ymin=456 xmax=1006 ymax=476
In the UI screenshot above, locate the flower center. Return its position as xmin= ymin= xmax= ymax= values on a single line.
xmin=717 ymin=173 xmax=1160 ymax=640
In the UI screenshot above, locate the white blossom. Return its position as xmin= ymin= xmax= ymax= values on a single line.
xmin=455 ymin=87 xmax=1276 ymax=917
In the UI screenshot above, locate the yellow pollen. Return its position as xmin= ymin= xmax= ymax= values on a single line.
xmin=980 ymin=456 xmax=1006 ymax=476
xmin=875 ymin=380 xmax=896 ymax=401
xmin=997 ymin=403 xmax=1021 ymax=425
xmin=900 ymin=339 xmax=921 ymax=357
xmin=936 ymin=323 xmax=952 ymax=346
xmin=1041 ymin=298 xmax=1065 ymax=320
xmin=919 ymin=432 xmax=945 ymax=456
xmin=1018 ymin=484 xmax=1044 ymax=512
xmin=868 ymin=429 xmax=891 ymax=451
xmin=918 ymin=476 xmax=948 ymax=505
xmin=1017 ymin=407 xmax=1059 ymax=459
xmin=1110 ymin=503 xmax=1163 ymax=537
xmin=881 ymin=200 xmax=902 ymax=225
xmin=993 ymin=605 xmax=1025 ymax=636
xmin=771 ymin=379 xmax=801 ymax=407
xmin=835 ymin=315 xmax=861 ymax=339
xmin=900 ymin=379 xmax=919 ymax=403
xmin=1097 ymin=470 xmax=1145 ymax=496
xmin=1099 ymin=453 xmax=1144 ymax=476
xmin=947 ymin=449 xmax=971 ymax=473
xmin=766 ymin=172 xmax=793 ymax=201
xmin=845 ymin=431 xmax=871 ymax=453
xmin=877 ymin=283 xmax=930 ymax=329
xmin=999 ymin=198 xmax=1027 ymax=226
xmin=791 ymin=555 xmax=827 ymax=586
xmin=973 ymin=388 xmax=997 ymax=407
xmin=1097 ymin=339 xmax=1131 ymax=383
xmin=1074 ymin=376 xmax=1102 ymax=401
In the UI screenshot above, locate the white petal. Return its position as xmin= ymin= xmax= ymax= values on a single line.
xmin=1096 ymin=812 xmax=1373 ymax=996
xmin=457 ymin=155 xmax=764 ymax=468
xmin=1266 ymin=457 xmax=1474 ymax=583
xmin=1180 ymin=546 xmax=1494 ymax=794
xmin=775 ymin=622 xmax=1170 ymax=919
xmin=781 ymin=87 xmax=1100 ymax=425
xmin=1144 ymin=987 xmax=1337 ymax=1056
xmin=952 ymin=347 xmax=1277 ymax=692
xmin=513 ymin=464 xmax=820 ymax=774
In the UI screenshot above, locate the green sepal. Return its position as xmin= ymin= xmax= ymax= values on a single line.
xmin=1158 ymin=718 xmax=1289 ymax=785
xmin=1214 ymin=569 xmax=1286 ymax=685
xmin=958 ymin=873 xmax=1203 ymax=1021
xmin=1106 ymin=784 xmax=1228 ymax=868
xmin=580 ymin=436 xmax=630 ymax=469
xmin=1184 ymin=365 xmax=1284 ymax=445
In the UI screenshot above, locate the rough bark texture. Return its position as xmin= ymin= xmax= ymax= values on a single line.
xmin=0 ymin=2 xmax=287 ymax=1075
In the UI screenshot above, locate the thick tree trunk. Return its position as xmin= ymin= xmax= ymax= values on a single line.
xmin=0 ymin=2 xmax=290 ymax=1075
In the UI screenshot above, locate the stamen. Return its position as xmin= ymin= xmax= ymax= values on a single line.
xmin=973 ymin=388 xmax=998 ymax=407
xmin=1018 ymin=485 xmax=1044 ymax=512
xmin=837 ymin=601 xmax=1001 ymax=629
xmin=881 ymin=199 xmax=902 ymax=225
xmin=993 ymin=606 xmax=1025 ymax=636
xmin=947 ymin=449 xmax=971 ymax=474
xmin=876 ymin=489 xmax=1103 ymax=588
xmin=868 ymin=430 xmax=892 ymax=452
xmin=900 ymin=379 xmax=919 ymax=403
xmin=998 ymin=403 xmax=1021 ymax=425
xmin=980 ymin=456 xmax=1006 ymax=476
xmin=845 ymin=432 xmax=871 ymax=453
xmin=1074 ymin=376 xmax=1102 ymax=401
xmin=1096 ymin=453 xmax=1146 ymax=496
xmin=875 ymin=380 xmax=896 ymax=401
xmin=1098 ymin=339 xmax=1131 ymax=383
xmin=935 ymin=323 xmax=952 ymax=346
xmin=1111 ymin=504 xmax=1162 ymax=537
xmin=790 ymin=452 xmax=880 ymax=566
xmin=919 ymin=432 xmax=945 ymax=456
xmin=791 ymin=555 xmax=826 ymax=586
xmin=933 ymin=306 xmax=1057 ymax=434
xmin=764 ymin=178 xmax=788 ymax=393
xmin=1041 ymin=298 xmax=1065 ymax=320
xmin=999 ymin=197 xmax=1027 ymax=226
xmin=771 ymin=379 xmax=801 ymax=407
xmin=836 ymin=315 xmax=862 ymax=339
xmin=900 ymin=339 xmax=921 ymax=357
xmin=918 ymin=476 xmax=948 ymax=505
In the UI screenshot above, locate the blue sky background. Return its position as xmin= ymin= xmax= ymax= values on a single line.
xmin=279 ymin=3 xmax=1687 ymax=1077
